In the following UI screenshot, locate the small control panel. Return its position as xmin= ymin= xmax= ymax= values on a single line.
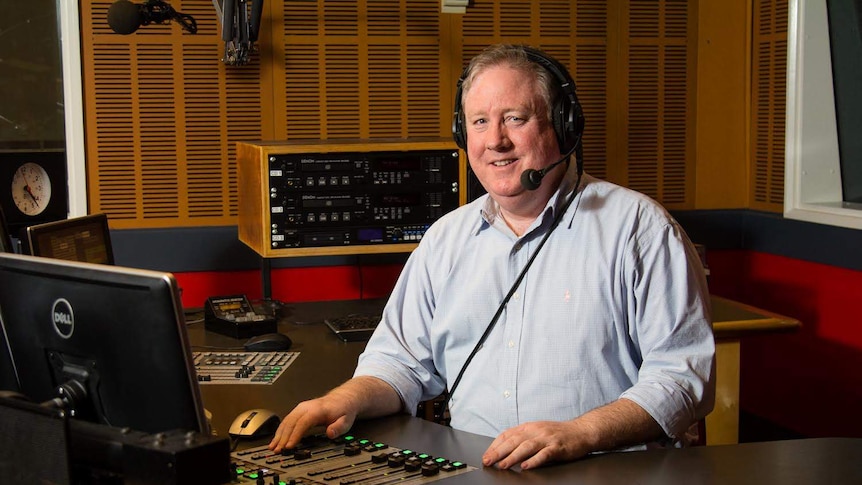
xmin=193 ymin=351 xmax=298 ymax=385
xmin=231 ymin=433 xmax=475 ymax=484
xmin=205 ymin=295 xmax=278 ymax=339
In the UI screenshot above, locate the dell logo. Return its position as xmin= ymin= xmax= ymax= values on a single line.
xmin=51 ymin=298 xmax=74 ymax=339
xmin=54 ymin=312 xmax=72 ymax=325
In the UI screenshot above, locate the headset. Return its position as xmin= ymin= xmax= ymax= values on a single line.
xmin=451 ymin=46 xmax=585 ymax=165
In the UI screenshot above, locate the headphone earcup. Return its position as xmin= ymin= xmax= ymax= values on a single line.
xmin=452 ymin=109 xmax=466 ymax=151
xmin=554 ymin=94 xmax=584 ymax=155
xmin=452 ymin=72 xmax=467 ymax=150
xmin=552 ymin=98 xmax=570 ymax=154
xmin=452 ymin=116 xmax=466 ymax=151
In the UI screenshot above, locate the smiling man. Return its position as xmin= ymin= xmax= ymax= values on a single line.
xmin=269 ymin=44 xmax=715 ymax=470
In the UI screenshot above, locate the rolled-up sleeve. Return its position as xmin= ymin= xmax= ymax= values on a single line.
xmin=619 ymin=221 xmax=716 ymax=439
xmin=353 ymin=239 xmax=447 ymax=415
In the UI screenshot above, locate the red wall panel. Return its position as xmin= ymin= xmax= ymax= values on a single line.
xmin=174 ymin=264 xmax=403 ymax=309
xmin=709 ymin=250 xmax=862 ymax=438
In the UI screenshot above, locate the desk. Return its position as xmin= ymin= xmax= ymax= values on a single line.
xmin=709 ymin=295 xmax=801 ymax=445
xmin=218 ymin=411 xmax=862 ymax=484
xmin=191 ymin=296 xmax=799 ymax=447
xmin=189 ymin=299 xmax=383 ymax=437
xmin=350 ymin=415 xmax=862 ymax=485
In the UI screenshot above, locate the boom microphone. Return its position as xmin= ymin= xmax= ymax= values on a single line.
xmin=520 ymin=156 xmax=569 ymax=191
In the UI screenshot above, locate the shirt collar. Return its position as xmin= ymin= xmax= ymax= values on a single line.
xmin=477 ymin=161 xmax=583 ymax=236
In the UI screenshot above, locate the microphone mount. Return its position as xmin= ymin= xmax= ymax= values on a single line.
xmin=213 ymin=0 xmax=264 ymax=66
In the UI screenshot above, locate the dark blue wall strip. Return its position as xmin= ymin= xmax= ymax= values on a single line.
xmin=110 ymin=225 xmax=410 ymax=273
xmin=673 ymin=210 xmax=862 ymax=272
xmin=106 ymin=210 xmax=862 ymax=274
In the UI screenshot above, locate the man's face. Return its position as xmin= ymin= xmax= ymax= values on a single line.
xmin=463 ymin=64 xmax=561 ymax=206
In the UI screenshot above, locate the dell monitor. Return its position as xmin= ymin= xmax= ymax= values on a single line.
xmin=26 ymin=213 xmax=114 ymax=264
xmin=0 ymin=253 xmax=207 ymax=434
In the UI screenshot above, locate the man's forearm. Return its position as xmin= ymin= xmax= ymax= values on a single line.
xmin=327 ymin=375 xmax=403 ymax=419
xmin=571 ymin=398 xmax=665 ymax=452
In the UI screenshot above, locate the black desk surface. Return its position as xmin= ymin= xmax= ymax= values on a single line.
xmin=188 ymin=299 xmax=862 ymax=484
xmin=352 ymin=415 xmax=862 ymax=485
xmin=188 ymin=298 xmax=385 ymax=437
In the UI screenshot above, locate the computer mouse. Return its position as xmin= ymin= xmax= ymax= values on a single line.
xmin=244 ymin=332 xmax=292 ymax=352
xmin=228 ymin=409 xmax=282 ymax=439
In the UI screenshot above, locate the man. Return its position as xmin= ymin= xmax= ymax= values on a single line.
xmin=270 ymin=44 xmax=715 ymax=470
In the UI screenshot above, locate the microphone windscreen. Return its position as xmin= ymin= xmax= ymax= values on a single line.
xmin=107 ymin=0 xmax=142 ymax=35
xmin=520 ymin=169 xmax=542 ymax=191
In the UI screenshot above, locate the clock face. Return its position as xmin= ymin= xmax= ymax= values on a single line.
xmin=0 ymin=151 xmax=67 ymax=231
xmin=11 ymin=162 xmax=52 ymax=216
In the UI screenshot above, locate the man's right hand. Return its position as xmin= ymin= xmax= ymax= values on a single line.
xmin=268 ymin=376 xmax=403 ymax=453
xmin=268 ymin=394 xmax=358 ymax=453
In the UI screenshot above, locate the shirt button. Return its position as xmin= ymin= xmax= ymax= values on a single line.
xmin=512 ymin=292 xmax=520 ymax=301
xmin=508 ymin=340 xmax=515 ymax=348
xmin=503 ymin=390 xmax=511 ymax=398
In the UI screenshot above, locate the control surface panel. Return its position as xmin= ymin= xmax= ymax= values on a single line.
xmin=231 ymin=434 xmax=475 ymax=484
xmin=193 ymin=351 xmax=299 ymax=385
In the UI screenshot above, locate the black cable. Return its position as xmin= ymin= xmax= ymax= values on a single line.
xmin=173 ymin=12 xmax=197 ymax=34
xmin=444 ymin=168 xmax=584 ymax=410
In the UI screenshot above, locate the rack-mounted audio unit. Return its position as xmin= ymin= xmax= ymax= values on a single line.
xmin=237 ymin=139 xmax=465 ymax=258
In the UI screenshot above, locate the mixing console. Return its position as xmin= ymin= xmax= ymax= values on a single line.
xmin=193 ymin=351 xmax=299 ymax=384
xmin=230 ymin=434 xmax=475 ymax=484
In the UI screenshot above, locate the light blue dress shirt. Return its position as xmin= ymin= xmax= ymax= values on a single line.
xmin=354 ymin=164 xmax=715 ymax=442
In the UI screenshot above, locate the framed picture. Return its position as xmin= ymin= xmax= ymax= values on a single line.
xmin=0 ymin=151 xmax=68 ymax=233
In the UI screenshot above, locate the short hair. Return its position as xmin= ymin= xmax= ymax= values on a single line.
xmin=458 ymin=44 xmax=560 ymax=123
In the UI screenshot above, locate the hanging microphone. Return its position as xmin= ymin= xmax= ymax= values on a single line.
xmin=107 ymin=0 xmax=197 ymax=35
xmin=107 ymin=0 xmax=143 ymax=34
xmin=520 ymin=156 xmax=570 ymax=191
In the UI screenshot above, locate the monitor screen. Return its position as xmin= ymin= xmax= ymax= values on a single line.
xmin=0 ymin=253 xmax=207 ymax=434
xmin=26 ymin=214 xmax=114 ymax=264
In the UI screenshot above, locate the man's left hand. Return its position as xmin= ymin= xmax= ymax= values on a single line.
xmin=481 ymin=420 xmax=590 ymax=470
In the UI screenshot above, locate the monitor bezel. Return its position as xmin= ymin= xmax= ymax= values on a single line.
xmin=0 ymin=253 xmax=207 ymax=434
xmin=26 ymin=213 xmax=114 ymax=264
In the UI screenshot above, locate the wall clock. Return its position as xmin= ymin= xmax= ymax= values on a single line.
xmin=11 ymin=162 xmax=52 ymax=216
xmin=0 ymin=151 xmax=68 ymax=233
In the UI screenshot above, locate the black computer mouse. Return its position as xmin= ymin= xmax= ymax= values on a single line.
xmin=228 ymin=408 xmax=282 ymax=439
xmin=243 ymin=332 xmax=292 ymax=352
